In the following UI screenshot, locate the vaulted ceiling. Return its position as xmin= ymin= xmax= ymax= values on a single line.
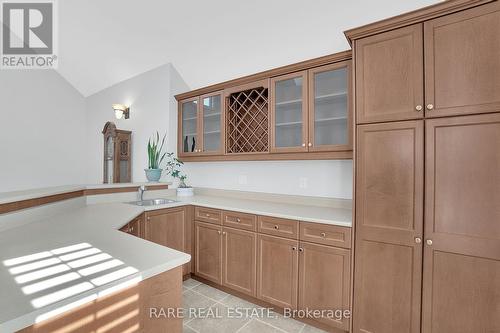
xmin=57 ymin=0 xmax=440 ymax=96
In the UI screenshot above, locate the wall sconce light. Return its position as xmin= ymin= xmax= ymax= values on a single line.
xmin=112 ymin=104 xmax=130 ymax=119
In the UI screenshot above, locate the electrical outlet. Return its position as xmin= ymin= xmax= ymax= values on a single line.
xmin=299 ymin=177 xmax=308 ymax=189
xmin=238 ymin=175 xmax=248 ymax=185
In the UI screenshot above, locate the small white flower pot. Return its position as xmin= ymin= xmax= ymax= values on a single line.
xmin=177 ymin=187 xmax=194 ymax=197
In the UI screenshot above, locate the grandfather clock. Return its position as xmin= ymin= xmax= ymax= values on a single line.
xmin=102 ymin=122 xmax=132 ymax=183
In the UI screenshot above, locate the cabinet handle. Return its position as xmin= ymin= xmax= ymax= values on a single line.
xmin=130 ymin=227 xmax=134 ymax=232
xmin=415 ymin=105 xmax=423 ymax=112
xmin=426 ymin=104 xmax=434 ymax=110
xmin=302 ymin=143 xmax=306 ymax=147
xmin=320 ymin=232 xmax=326 ymax=238
xmin=292 ymin=246 xmax=297 ymax=251
xmin=218 ymin=231 xmax=221 ymax=235
xmin=274 ymin=225 xmax=279 ymax=230
xmin=415 ymin=237 xmax=422 ymax=244
xmin=426 ymin=239 xmax=433 ymax=246
xmin=299 ymin=247 xmax=304 ymax=252
xmin=308 ymin=143 xmax=312 ymax=147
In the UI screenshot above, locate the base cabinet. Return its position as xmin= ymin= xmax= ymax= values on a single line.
xmin=222 ymin=227 xmax=257 ymax=296
xmin=298 ymin=242 xmax=351 ymax=331
xmin=257 ymin=234 xmax=299 ymax=309
xmin=145 ymin=208 xmax=190 ymax=275
xmin=194 ymin=221 xmax=222 ymax=284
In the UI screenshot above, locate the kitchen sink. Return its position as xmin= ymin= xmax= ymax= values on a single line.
xmin=128 ymin=198 xmax=178 ymax=206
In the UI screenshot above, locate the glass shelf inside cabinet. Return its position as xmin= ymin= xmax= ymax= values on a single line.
xmin=182 ymin=100 xmax=198 ymax=153
xmin=274 ymin=76 xmax=304 ymax=148
xmin=313 ymin=67 xmax=348 ymax=147
xmin=203 ymin=94 xmax=222 ymax=152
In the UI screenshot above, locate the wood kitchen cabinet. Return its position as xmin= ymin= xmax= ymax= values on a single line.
xmin=355 ymin=24 xmax=424 ymax=124
xmin=308 ymin=62 xmax=352 ymax=152
xmin=298 ymin=242 xmax=351 ymax=331
xmin=144 ymin=208 xmax=190 ymax=275
xmin=257 ymin=234 xmax=299 ymax=309
xmin=354 ymin=121 xmax=424 ymax=333
xmin=178 ymin=91 xmax=224 ymax=157
xmin=120 ymin=215 xmax=142 ymax=238
xmin=424 ymin=2 xmax=500 ymax=118
xmin=270 ymin=71 xmax=309 ymax=153
xmin=194 ymin=221 xmax=222 ymax=284
xmin=222 ymin=227 xmax=257 ymax=296
xmin=421 ymin=113 xmax=500 ymax=332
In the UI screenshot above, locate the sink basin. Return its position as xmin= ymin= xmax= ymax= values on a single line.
xmin=128 ymin=198 xmax=178 ymax=206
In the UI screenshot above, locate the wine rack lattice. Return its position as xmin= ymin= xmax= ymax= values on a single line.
xmin=226 ymin=87 xmax=269 ymax=154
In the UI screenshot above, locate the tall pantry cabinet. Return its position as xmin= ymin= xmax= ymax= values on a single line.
xmin=349 ymin=1 xmax=500 ymax=333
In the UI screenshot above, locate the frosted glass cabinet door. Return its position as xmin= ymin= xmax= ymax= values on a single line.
xmin=180 ymin=97 xmax=199 ymax=155
xmin=308 ymin=61 xmax=352 ymax=151
xmin=201 ymin=92 xmax=223 ymax=154
xmin=270 ymin=71 xmax=308 ymax=152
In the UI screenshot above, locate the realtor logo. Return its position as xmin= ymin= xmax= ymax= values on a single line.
xmin=1 ymin=0 xmax=57 ymax=69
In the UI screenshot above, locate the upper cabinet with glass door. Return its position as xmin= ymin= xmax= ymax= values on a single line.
xmin=200 ymin=92 xmax=224 ymax=155
xmin=308 ymin=62 xmax=352 ymax=152
xmin=270 ymin=71 xmax=308 ymax=153
xmin=179 ymin=97 xmax=199 ymax=156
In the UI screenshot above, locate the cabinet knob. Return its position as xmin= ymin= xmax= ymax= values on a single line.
xmin=236 ymin=218 xmax=241 ymax=222
xmin=308 ymin=143 xmax=312 ymax=147
xmin=292 ymin=246 xmax=297 ymax=251
xmin=426 ymin=239 xmax=433 ymax=246
xmin=415 ymin=237 xmax=422 ymax=244
xmin=415 ymin=105 xmax=423 ymax=112
xmin=147 ymin=217 xmax=151 ymax=221
xmin=299 ymin=247 xmax=304 ymax=252
xmin=222 ymin=231 xmax=226 ymax=235
xmin=302 ymin=143 xmax=306 ymax=147
xmin=206 ymin=213 xmax=210 ymax=217
xmin=218 ymin=231 xmax=221 ymax=235
xmin=130 ymin=227 xmax=134 ymax=232
xmin=320 ymin=232 xmax=326 ymax=238
xmin=426 ymin=104 xmax=434 ymax=110
xmin=274 ymin=225 xmax=279 ymax=230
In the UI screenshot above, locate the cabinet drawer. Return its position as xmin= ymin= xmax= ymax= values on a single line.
xmin=258 ymin=216 xmax=298 ymax=239
xmin=195 ymin=206 xmax=222 ymax=225
xmin=223 ymin=210 xmax=257 ymax=231
xmin=299 ymin=222 xmax=351 ymax=249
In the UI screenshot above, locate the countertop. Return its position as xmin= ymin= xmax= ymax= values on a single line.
xmin=0 ymin=182 xmax=172 ymax=205
xmin=140 ymin=194 xmax=352 ymax=227
xmin=0 ymin=203 xmax=190 ymax=332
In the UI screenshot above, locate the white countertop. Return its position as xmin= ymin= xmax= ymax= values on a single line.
xmin=0 ymin=203 xmax=190 ymax=332
xmin=0 ymin=182 xmax=172 ymax=205
xmin=139 ymin=194 xmax=352 ymax=227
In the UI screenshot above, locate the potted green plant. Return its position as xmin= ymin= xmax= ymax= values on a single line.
xmin=165 ymin=153 xmax=193 ymax=196
xmin=145 ymin=132 xmax=167 ymax=182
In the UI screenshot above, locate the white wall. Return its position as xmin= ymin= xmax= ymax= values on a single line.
xmin=0 ymin=70 xmax=86 ymax=192
xmin=85 ymin=64 xmax=178 ymax=183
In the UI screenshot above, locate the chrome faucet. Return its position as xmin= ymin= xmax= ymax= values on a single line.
xmin=138 ymin=185 xmax=146 ymax=201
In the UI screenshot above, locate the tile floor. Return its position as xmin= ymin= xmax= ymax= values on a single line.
xmin=182 ymin=278 xmax=327 ymax=333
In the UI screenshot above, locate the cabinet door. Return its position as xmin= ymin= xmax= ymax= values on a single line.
xmin=355 ymin=24 xmax=424 ymax=123
xmin=194 ymin=221 xmax=222 ymax=284
xmin=222 ymin=227 xmax=257 ymax=296
xmin=178 ymin=97 xmax=200 ymax=156
xmin=270 ymin=71 xmax=308 ymax=153
xmin=308 ymin=62 xmax=352 ymax=151
xmin=422 ymin=114 xmax=500 ymax=333
xmin=424 ymin=2 xmax=500 ymax=118
xmin=257 ymin=234 xmax=299 ymax=309
xmin=145 ymin=208 xmax=187 ymax=274
xmin=200 ymin=92 xmax=224 ymax=155
xmin=298 ymin=242 xmax=351 ymax=331
xmin=354 ymin=121 xmax=424 ymax=333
